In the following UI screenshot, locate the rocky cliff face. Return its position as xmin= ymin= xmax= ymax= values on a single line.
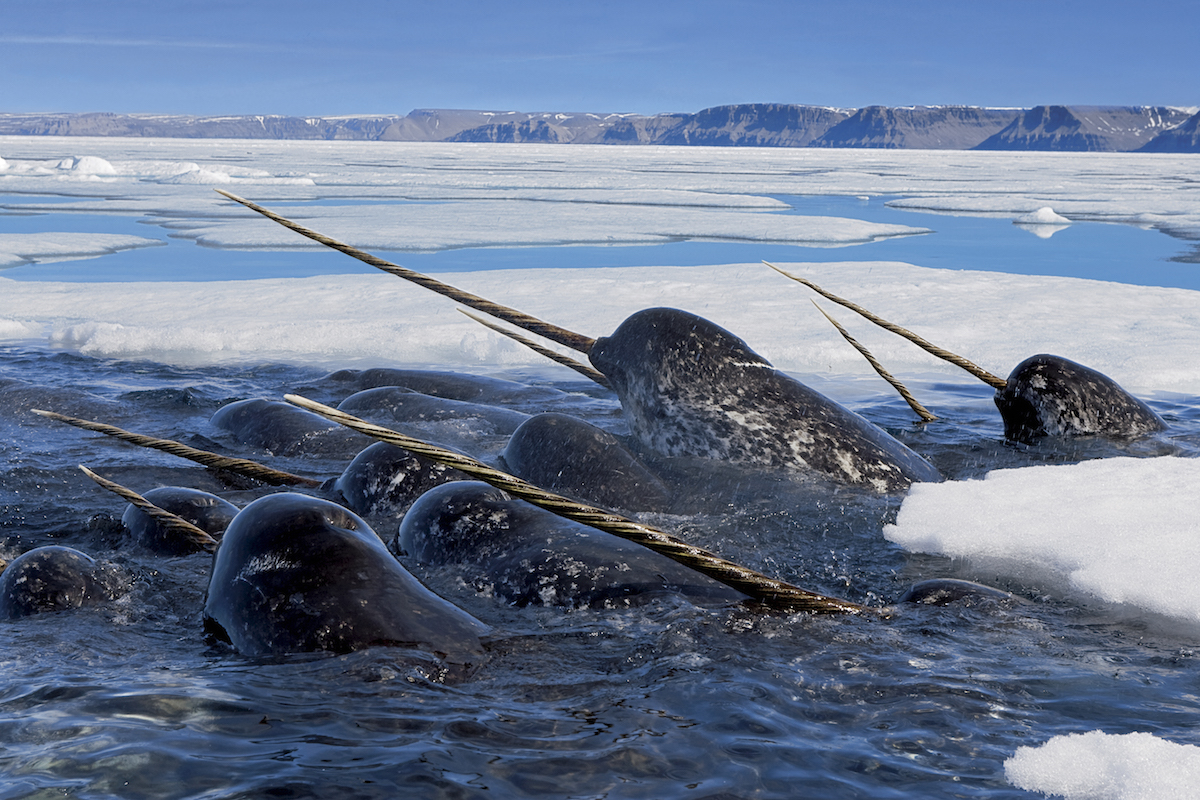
xmin=1138 ymin=109 xmax=1200 ymax=153
xmin=0 ymin=112 xmax=404 ymax=140
xmin=809 ymin=106 xmax=1019 ymax=149
xmin=439 ymin=111 xmax=690 ymax=144
xmin=2 ymin=104 xmax=1196 ymax=151
xmin=975 ymin=105 xmax=1194 ymax=151
xmin=652 ymin=104 xmax=851 ymax=147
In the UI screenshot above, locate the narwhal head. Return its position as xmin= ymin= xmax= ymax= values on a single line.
xmin=589 ymin=308 xmax=777 ymax=458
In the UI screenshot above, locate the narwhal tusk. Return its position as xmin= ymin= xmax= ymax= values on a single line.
xmin=79 ymin=465 xmax=219 ymax=552
xmin=284 ymin=393 xmax=871 ymax=616
xmin=765 ymin=261 xmax=1008 ymax=390
xmin=215 ymin=189 xmax=597 ymax=355
xmin=458 ymin=309 xmax=611 ymax=389
xmin=811 ymin=301 xmax=938 ymax=423
xmin=33 ymin=409 xmax=322 ymax=488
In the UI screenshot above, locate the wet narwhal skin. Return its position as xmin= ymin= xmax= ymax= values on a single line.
xmin=337 ymin=387 xmax=531 ymax=436
xmin=500 ymin=413 xmax=672 ymax=513
xmin=994 ymin=354 xmax=1168 ymax=443
xmin=121 ymin=486 xmax=240 ymax=555
xmin=397 ymin=481 xmax=747 ymax=609
xmin=203 ymin=493 xmax=489 ymax=660
xmin=0 ymin=546 xmax=128 ymax=619
xmin=333 ymin=441 xmax=470 ymax=521
xmin=899 ymin=578 xmax=1014 ymax=607
xmin=587 ymin=308 xmax=942 ymax=493
xmin=210 ymin=398 xmax=370 ymax=458
xmin=324 ymin=367 xmax=567 ymax=406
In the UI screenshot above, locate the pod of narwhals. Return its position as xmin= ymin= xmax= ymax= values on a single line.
xmin=6 ymin=213 xmax=1167 ymax=666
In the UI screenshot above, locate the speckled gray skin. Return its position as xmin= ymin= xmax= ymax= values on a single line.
xmin=210 ymin=398 xmax=370 ymax=458
xmin=0 ymin=546 xmax=127 ymax=619
xmin=994 ymin=354 xmax=1167 ymax=443
xmin=122 ymin=487 xmax=240 ymax=555
xmin=500 ymin=413 xmax=672 ymax=513
xmin=203 ymin=493 xmax=489 ymax=659
xmin=324 ymin=367 xmax=567 ymax=406
xmin=397 ymin=481 xmax=747 ymax=609
xmin=337 ymin=386 xmax=530 ymax=436
xmin=586 ymin=308 xmax=942 ymax=494
xmin=899 ymin=578 xmax=1013 ymax=607
xmin=333 ymin=441 xmax=469 ymax=521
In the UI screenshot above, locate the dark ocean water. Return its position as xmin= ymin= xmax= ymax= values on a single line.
xmin=3 ymin=342 xmax=1200 ymax=799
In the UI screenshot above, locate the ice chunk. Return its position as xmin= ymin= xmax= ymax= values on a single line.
xmin=884 ymin=458 xmax=1200 ymax=622
xmin=1014 ymin=206 xmax=1072 ymax=238
xmin=160 ymin=166 xmax=234 ymax=184
xmin=1006 ymin=731 xmax=1200 ymax=800
xmin=57 ymin=155 xmax=117 ymax=175
xmin=1015 ymin=206 xmax=1071 ymax=225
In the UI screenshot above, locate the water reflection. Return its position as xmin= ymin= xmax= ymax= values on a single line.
xmin=1 ymin=193 xmax=1194 ymax=290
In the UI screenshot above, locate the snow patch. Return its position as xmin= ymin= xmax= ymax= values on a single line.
xmin=57 ymin=155 xmax=117 ymax=175
xmin=1006 ymin=731 xmax=1200 ymax=800
xmin=884 ymin=458 xmax=1200 ymax=622
xmin=160 ymin=166 xmax=234 ymax=185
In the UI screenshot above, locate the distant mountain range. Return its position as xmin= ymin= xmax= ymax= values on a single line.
xmin=2 ymin=104 xmax=1198 ymax=152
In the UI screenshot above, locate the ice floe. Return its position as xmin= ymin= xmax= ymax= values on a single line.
xmin=3 ymin=260 xmax=1199 ymax=397
xmin=1006 ymin=731 xmax=1200 ymax=800
xmin=885 ymin=457 xmax=1200 ymax=624
xmin=0 ymin=232 xmax=165 ymax=268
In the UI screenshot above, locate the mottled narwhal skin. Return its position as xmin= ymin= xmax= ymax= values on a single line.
xmin=334 ymin=441 xmax=469 ymax=520
xmin=211 ymin=398 xmax=370 ymax=458
xmin=500 ymin=413 xmax=672 ymax=512
xmin=0 ymin=546 xmax=127 ymax=619
xmin=122 ymin=486 xmax=240 ymax=555
xmin=994 ymin=354 xmax=1168 ymax=443
xmin=326 ymin=367 xmax=567 ymax=406
xmin=398 ymin=481 xmax=747 ymax=608
xmin=587 ymin=308 xmax=942 ymax=493
xmin=338 ymin=386 xmax=530 ymax=436
xmin=899 ymin=578 xmax=1014 ymax=607
xmin=203 ymin=493 xmax=489 ymax=659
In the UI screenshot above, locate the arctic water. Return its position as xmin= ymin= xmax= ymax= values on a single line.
xmin=2 ymin=140 xmax=1200 ymax=798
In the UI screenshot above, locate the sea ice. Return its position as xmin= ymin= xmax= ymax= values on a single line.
xmin=5 ymin=139 xmax=1200 ymax=242
xmin=3 ymin=260 xmax=1200 ymax=398
xmin=0 ymin=233 xmax=165 ymax=268
xmin=57 ymin=155 xmax=117 ymax=175
xmin=1006 ymin=731 xmax=1200 ymax=800
xmin=1014 ymin=206 xmax=1071 ymax=225
xmin=884 ymin=457 xmax=1200 ymax=623
xmin=160 ymin=166 xmax=235 ymax=184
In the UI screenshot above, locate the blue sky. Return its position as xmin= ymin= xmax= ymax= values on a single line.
xmin=2 ymin=0 xmax=1195 ymax=116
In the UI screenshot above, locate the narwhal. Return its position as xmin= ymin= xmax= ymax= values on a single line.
xmin=765 ymin=263 xmax=1168 ymax=444
xmin=214 ymin=191 xmax=942 ymax=494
